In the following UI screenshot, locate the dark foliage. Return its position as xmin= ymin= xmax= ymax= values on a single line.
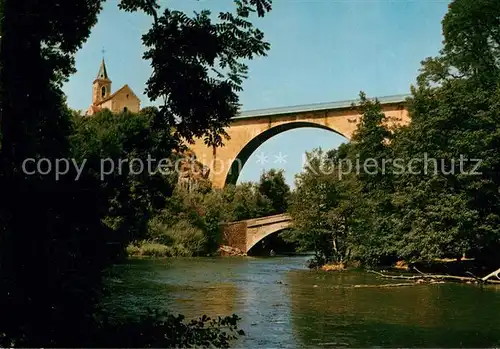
xmin=258 ymin=169 xmax=291 ymax=214
xmin=94 ymin=311 xmax=244 ymax=348
xmin=0 ymin=0 xmax=271 ymax=346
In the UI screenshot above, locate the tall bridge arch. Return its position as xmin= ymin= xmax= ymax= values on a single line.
xmin=224 ymin=121 xmax=344 ymax=186
xmin=190 ymin=94 xmax=411 ymax=188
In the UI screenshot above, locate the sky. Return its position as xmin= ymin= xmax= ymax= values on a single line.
xmin=63 ymin=0 xmax=451 ymax=187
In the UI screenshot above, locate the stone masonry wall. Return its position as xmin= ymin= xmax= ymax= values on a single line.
xmin=221 ymin=221 xmax=248 ymax=252
xmin=111 ymin=88 xmax=140 ymax=113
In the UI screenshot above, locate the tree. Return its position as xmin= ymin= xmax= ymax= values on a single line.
xmin=0 ymin=0 xmax=272 ymax=346
xmin=285 ymin=93 xmax=399 ymax=268
xmin=286 ymin=148 xmax=355 ymax=266
xmin=223 ymin=182 xmax=274 ymax=221
xmin=388 ymin=0 xmax=500 ymax=264
xmin=118 ymin=0 xmax=271 ymax=146
xmin=289 ymin=0 xmax=500 ymax=269
xmin=441 ymin=0 xmax=500 ymax=85
xmin=0 ymin=0 xmax=110 ymax=346
xmin=70 ymin=108 xmax=178 ymax=244
xmin=345 ymin=93 xmax=399 ymax=266
xmin=258 ymin=169 xmax=291 ymax=214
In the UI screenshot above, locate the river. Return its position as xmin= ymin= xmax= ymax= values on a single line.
xmin=102 ymin=255 xmax=500 ymax=348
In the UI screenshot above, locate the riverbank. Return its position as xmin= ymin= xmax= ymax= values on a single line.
xmin=126 ymin=243 xmax=500 ymax=286
xmin=126 ymin=242 xmax=248 ymax=258
xmin=316 ymin=259 xmax=500 ymax=286
xmin=126 ymin=242 xmax=196 ymax=257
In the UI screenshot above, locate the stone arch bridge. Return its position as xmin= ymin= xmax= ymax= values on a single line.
xmin=221 ymin=213 xmax=292 ymax=254
xmin=190 ymin=94 xmax=411 ymax=188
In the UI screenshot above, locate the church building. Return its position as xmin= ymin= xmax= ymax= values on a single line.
xmin=86 ymin=58 xmax=141 ymax=116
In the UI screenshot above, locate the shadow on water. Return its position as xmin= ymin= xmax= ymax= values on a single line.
xmin=102 ymin=258 xmax=242 ymax=321
xmin=101 ymin=256 xmax=500 ymax=348
xmin=287 ymin=270 xmax=500 ymax=348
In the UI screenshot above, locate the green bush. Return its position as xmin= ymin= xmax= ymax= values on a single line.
xmin=126 ymin=242 xmax=173 ymax=257
xmin=125 ymin=244 xmax=141 ymax=256
xmin=140 ymin=243 xmax=172 ymax=257
xmin=164 ymin=220 xmax=208 ymax=256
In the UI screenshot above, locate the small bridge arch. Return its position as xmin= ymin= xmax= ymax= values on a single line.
xmin=221 ymin=213 xmax=292 ymax=254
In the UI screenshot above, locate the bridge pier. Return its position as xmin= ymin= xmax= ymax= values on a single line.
xmin=221 ymin=220 xmax=248 ymax=253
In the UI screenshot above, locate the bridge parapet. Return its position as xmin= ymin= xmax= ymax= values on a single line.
xmin=246 ymin=213 xmax=290 ymax=228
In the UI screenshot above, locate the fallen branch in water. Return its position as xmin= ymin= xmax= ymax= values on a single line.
xmin=322 ymin=281 xmax=432 ymax=290
xmin=321 ymin=282 xmax=439 ymax=289
xmin=352 ymin=282 xmax=440 ymax=288
xmin=367 ymin=268 xmax=500 ymax=285
xmin=481 ymin=267 xmax=500 ymax=282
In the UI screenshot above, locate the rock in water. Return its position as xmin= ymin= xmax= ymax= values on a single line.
xmin=217 ymin=245 xmax=246 ymax=256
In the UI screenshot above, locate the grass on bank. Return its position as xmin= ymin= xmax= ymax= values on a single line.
xmin=126 ymin=241 xmax=193 ymax=257
xmin=126 ymin=216 xmax=212 ymax=258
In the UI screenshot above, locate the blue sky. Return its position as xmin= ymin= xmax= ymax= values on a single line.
xmin=63 ymin=0 xmax=451 ymax=187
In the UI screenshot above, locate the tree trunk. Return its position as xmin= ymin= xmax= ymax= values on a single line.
xmin=481 ymin=267 xmax=500 ymax=282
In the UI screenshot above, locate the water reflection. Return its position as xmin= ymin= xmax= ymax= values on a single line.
xmin=287 ymin=270 xmax=500 ymax=348
xmin=235 ymin=258 xmax=296 ymax=348
xmin=103 ymin=257 xmax=500 ymax=348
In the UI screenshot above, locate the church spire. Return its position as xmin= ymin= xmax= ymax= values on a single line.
xmin=92 ymin=56 xmax=112 ymax=105
xmin=96 ymin=58 xmax=109 ymax=80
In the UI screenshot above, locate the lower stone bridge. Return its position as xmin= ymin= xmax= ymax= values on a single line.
xmin=221 ymin=213 xmax=292 ymax=254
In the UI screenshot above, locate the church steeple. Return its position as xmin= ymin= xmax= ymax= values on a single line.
xmin=96 ymin=58 xmax=109 ymax=80
xmin=92 ymin=57 xmax=112 ymax=105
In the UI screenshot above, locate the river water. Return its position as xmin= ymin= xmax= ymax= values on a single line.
xmin=102 ymin=256 xmax=500 ymax=348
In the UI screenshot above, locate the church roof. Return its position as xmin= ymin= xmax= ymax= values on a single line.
xmin=94 ymin=84 xmax=140 ymax=106
xmin=96 ymin=58 xmax=109 ymax=80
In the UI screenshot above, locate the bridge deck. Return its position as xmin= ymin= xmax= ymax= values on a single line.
xmin=224 ymin=213 xmax=290 ymax=225
xmin=233 ymin=94 xmax=410 ymax=120
xmin=246 ymin=213 xmax=291 ymax=228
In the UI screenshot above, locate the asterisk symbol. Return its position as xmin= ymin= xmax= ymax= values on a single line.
xmin=274 ymin=152 xmax=288 ymax=164
xmin=256 ymin=152 xmax=268 ymax=165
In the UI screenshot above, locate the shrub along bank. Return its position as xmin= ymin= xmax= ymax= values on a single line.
xmin=127 ymin=170 xmax=291 ymax=257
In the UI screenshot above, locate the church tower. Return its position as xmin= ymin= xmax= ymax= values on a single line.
xmin=86 ymin=56 xmax=141 ymax=116
xmin=92 ymin=58 xmax=112 ymax=105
